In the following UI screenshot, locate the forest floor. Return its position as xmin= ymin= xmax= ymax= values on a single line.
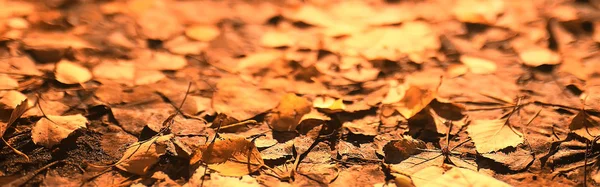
xmin=2 ymin=0 xmax=600 ymax=186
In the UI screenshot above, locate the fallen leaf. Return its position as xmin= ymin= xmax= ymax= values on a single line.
xmin=116 ymin=134 xmax=173 ymax=175
xmin=137 ymin=51 xmax=188 ymax=71
xmin=22 ymin=32 xmax=94 ymax=63
xmin=0 ymin=75 xmax=19 ymax=90
xmin=212 ymin=77 xmax=280 ymax=120
xmin=569 ymin=111 xmax=600 ymax=141
xmin=260 ymin=140 xmax=294 ymax=160
xmin=54 ymin=60 xmax=92 ymax=84
xmin=185 ymin=25 xmax=220 ymax=42
xmin=452 ymin=0 xmax=505 ymax=24
xmin=260 ymin=30 xmax=295 ymax=48
xmin=0 ymin=91 xmax=28 ymax=110
xmin=410 ymin=165 xmax=445 ymax=187
xmin=0 ymin=98 xmax=29 ymax=137
xmin=31 ymin=114 xmax=88 ymax=148
xmin=343 ymin=115 xmax=379 ymax=136
xmin=135 ymin=3 xmax=183 ymax=40
xmin=425 ymin=167 xmax=511 ymax=187
xmin=518 ymin=47 xmax=561 ymax=67
xmin=460 ymin=55 xmax=497 ymax=74
xmin=390 ymin=151 xmax=477 ymax=177
xmin=383 ymin=136 xmax=426 ymax=164
xmin=92 ymin=60 xmax=135 ymax=82
xmin=384 ymin=83 xmax=439 ymax=119
xmin=190 ymin=137 xmax=264 ymax=177
xmin=481 ymin=144 xmax=534 ymax=171
xmin=267 ymin=93 xmax=312 ymax=132
xmin=313 ymin=97 xmax=346 ymax=113
xmin=467 ymin=118 xmax=523 ymax=153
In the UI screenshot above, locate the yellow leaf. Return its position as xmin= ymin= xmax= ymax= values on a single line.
xmin=452 ymin=0 xmax=505 ymax=24
xmin=116 ymin=134 xmax=173 ymax=175
xmin=467 ymin=118 xmax=523 ymax=153
xmin=313 ymin=97 xmax=346 ymax=113
xmin=137 ymin=51 xmax=188 ymax=71
xmin=0 ymin=91 xmax=27 ymax=110
xmin=518 ymin=47 xmax=561 ymax=67
xmin=55 ymin=60 xmax=92 ymax=84
xmin=31 ymin=114 xmax=88 ymax=148
xmin=267 ymin=93 xmax=312 ymax=132
xmin=460 ymin=55 xmax=497 ymax=74
xmin=185 ymin=25 xmax=220 ymax=42
xmin=190 ymin=137 xmax=264 ymax=177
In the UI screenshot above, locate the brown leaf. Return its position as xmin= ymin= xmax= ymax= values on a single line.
xmin=0 ymin=98 xmax=28 ymax=136
xmin=189 ymin=137 xmax=264 ymax=177
xmin=55 ymin=60 xmax=92 ymax=84
xmin=31 ymin=114 xmax=88 ymax=148
xmin=116 ymin=134 xmax=173 ymax=175
xmin=569 ymin=111 xmax=600 ymax=141
xmin=467 ymin=118 xmax=523 ymax=153
xmin=267 ymin=93 xmax=312 ymax=132
xmin=481 ymin=144 xmax=534 ymax=171
xmin=343 ymin=115 xmax=379 ymax=136
xmin=383 ymin=136 xmax=426 ymax=164
xmin=212 ymin=77 xmax=280 ymax=120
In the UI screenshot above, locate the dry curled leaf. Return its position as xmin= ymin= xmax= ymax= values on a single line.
xmin=568 ymin=111 xmax=600 ymax=141
xmin=1 ymin=98 xmax=29 ymax=137
xmin=189 ymin=137 xmax=264 ymax=177
xmin=267 ymin=93 xmax=312 ymax=132
xmin=0 ymin=75 xmax=19 ymax=90
xmin=55 ymin=60 xmax=92 ymax=84
xmin=467 ymin=118 xmax=523 ymax=153
xmin=116 ymin=134 xmax=173 ymax=175
xmin=383 ymin=136 xmax=426 ymax=164
xmin=31 ymin=114 xmax=88 ymax=148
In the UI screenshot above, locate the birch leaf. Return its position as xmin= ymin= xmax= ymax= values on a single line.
xmin=467 ymin=118 xmax=523 ymax=153
xmin=31 ymin=114 xmax=88 ymax=148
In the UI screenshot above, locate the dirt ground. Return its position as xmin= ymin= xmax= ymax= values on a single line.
xmin=2 ymin=0 xmax=600 ymax=186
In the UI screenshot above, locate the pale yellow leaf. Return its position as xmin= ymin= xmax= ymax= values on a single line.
xmin=185 ymin=25 xmax=220 ymax=42
xmin=0 ymin=74 xmax=19 ymax=90
xmin=260 ymin=30 xmax=295 ymax=48
xmin=313 ymin=97 xmax=346 ymax=113
xmin=31 ymin=114 xmax=88 ymax=148
xmin=92 ymin=60 xmax=135 ymax=82
xmin=55 ymin=60 xmax=92 ymax=84
xmin=467 ymin=119 xmax=523 ymax=153
xmin=423 ymin=167 xmax=511 ymax=187
xmin=518 ymin=47 xmax=561 ymax=67
xmin=460 ymin=55 xmax=497 ymax=74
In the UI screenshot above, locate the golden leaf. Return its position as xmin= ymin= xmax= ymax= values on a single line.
xmin=55 ymin=60 xmax=92 ymax=84
xmin=467 ymin=118 xmax=523 ymax=153
xmin=31 ymin=114 xmax=88 ymax=148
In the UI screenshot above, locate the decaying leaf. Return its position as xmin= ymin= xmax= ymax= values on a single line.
xmin=343 ymin=115 xmax=379 ymax=136
xmin=1 ymin=98 xmax=29 ymax=136
xmin=55 ymin=60 xmax=92 ymax=84
xmin=568 ymin=111 xmax=600 ymax=141
xmin=116 ymin=134 xmax=173 ymax=175
xmin=383 ymin=136 xmax=426 ymax=164
xmin=467 ymin=118 xmax=523 ymax=153
xmin=31 ymin=114 xmax=89 ymax=148
xmin=481 ymin=144 xmax=534 ymax=171
xmin=390 ymin=151 xmax=477 ymax=177
xmin=190 ymin=137 xmax=264 ymax=177
xmin=267 ymin=93 xmax=312 ymax=132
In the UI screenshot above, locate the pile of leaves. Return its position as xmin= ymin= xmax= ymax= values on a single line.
xmin=2 ymin=0 xmax=600 ymax=186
